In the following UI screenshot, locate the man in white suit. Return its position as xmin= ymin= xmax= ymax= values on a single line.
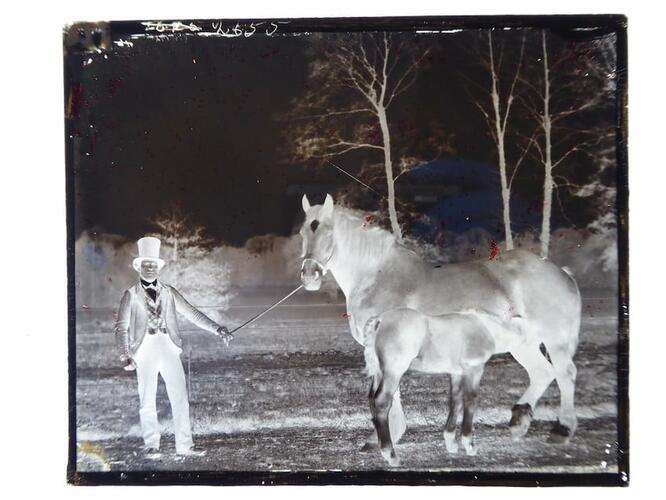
xmin=115 ymin=236 xmax=233 ymax=457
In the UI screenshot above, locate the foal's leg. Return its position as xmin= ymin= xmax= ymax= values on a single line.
xmin=461 ymin=365 xmax=485 ymax=456
xmin=389 ymin=389 xmax=407 ymax=443
xmin=363 ymin=375 xmax=381 ymax=451
xmin=545 ymin=343 xmax=578 ymax=443
xmin=362 ymin=388 xmax=407 ymax=452
xmin=443 ymin=374 xmax=463 ymax=453
xmin=371 ymin=373 xmax=402 ymax=466
xmin=509 ymin=344 xmax=556 ymax=440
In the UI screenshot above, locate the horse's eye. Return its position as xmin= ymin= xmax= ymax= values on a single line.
xmin=310 ymin=220 xmax=320 ymax=232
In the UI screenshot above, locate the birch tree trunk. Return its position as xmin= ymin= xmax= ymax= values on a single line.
xmin=540 ymin=31 xmax=553 ymax=259
xmin=497 ymin=137 xmax=514 ymax=249
xmin=285 ymin=33 xmax=430 ymax=242
xmin=377 ymin=106 xmax=402 ymax=242
xmin=482 ymin=31 xmax=524 ymax=251
xmin=489 ymin=34 xmax=513 ymax=249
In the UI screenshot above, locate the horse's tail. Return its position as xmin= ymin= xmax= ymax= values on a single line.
xmin=560 ymin=266 xmax=582 ymax=355
xmin=362 ymin=316 xmax=382 ymax=378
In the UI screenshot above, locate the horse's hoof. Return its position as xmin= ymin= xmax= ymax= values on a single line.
xmin=509 ymin=403 xmax=533 ymax=440
xmin=360 ymin=442 xmax=379 ymax=453
xmin=547 ymin=420 xmax=572 ymax=444
xmin=462 ymin=435 xmax=477 ymax=456
xmin=444 ymin=431 xmax=458 ymax=453
xmin=381 ymin=449 xmax=400 ymax=467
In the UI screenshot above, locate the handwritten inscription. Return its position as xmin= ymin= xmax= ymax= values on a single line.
xmin=140 ymin=20 xmax=287 ymax=38
xmin=142 ymin=21 xmax=202 ymax=33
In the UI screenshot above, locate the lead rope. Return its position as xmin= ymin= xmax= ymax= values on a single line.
xmin=232 ymin=242 xmax=336 ymax=336
xmin=227 ymin=284 xmax=304 ymax=335
xmin=185 ymin=284 xmax=305 ymax=401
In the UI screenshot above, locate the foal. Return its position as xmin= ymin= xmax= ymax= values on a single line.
xmin=364 ymin=308 xmax=523 ymax=466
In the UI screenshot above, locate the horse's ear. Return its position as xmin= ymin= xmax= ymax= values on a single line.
xmin=301 ymin=194 xmax=311 ymax=213
xmin=321 ymin=193 xmax=334 ymax=219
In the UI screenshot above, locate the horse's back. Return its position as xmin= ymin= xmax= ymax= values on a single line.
xmin=426 ymin=313 xmax=496 ymax=370
xmin=375 ymin=308 xmax=429 ymax=353
xmin=411 ymin=249 xmax=580 ymax=351
xmin=372 ymin=308 xmax=495 ymax=374
xmin=488 ymin=249 xmax=581 ymax=351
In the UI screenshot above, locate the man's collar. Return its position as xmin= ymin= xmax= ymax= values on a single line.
xmin=140 ymin=279 xmax=158 ymax=288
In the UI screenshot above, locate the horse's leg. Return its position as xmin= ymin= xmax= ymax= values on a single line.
xmin=388 ymin=388 xmax=407 ymax=443
xmin=545 ymin=343 xmax=578 ymax=443
xmin=443 ymin=374 xmax=463 ymax=453
xmin=460 ymin=365 xmax=485 ymax=456
xmin=371 ymin=372 xmax=402 ymax=467
xmin=362 ymin=384 xmax=407 ymax=453
xmin=509 ymin=344 xmax=556 ymax=440
xmin=361 ymin=375 xmax=381 ymax=451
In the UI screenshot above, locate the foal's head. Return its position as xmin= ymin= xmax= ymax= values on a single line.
xmin=299 ymin=193 xmax=335 ymax=291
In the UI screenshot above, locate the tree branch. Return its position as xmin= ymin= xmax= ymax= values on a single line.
xmin=501 ymin=34 xmax=526 ymax=133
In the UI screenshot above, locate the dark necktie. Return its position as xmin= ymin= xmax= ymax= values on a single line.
xmin=141 ymin=279 xmax=158 ymax=302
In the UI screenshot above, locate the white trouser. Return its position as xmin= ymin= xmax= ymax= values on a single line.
xmin=133 ymin=332 xmax=193 ymax=453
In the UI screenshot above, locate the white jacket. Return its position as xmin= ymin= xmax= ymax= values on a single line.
xmin=114 ymin=281 xmax=220 ymax=360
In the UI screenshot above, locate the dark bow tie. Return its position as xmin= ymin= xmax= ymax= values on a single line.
xmin=141 ymin=280 xmax=158 ymax=290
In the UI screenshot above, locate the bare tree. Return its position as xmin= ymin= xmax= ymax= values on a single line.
xmin=469 ymin=31 xmax=528 ymax=250
xmin=149 ymin=204 xmax=212 ymax=261
xmin=284 ymin=32 xmax=433 ymax=242
xmin=519 ymin=30 xmax=616 ymax=257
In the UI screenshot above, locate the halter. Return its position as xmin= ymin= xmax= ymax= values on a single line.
xmin=301 ymin=243 xmax=335 ymax=276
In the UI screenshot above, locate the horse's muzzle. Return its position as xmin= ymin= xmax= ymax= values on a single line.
xmin=301 ymin=259 xmax=324 ymax=291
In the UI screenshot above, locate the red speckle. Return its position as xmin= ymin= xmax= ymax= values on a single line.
xmin=342 ymin=313 xmax=351 ymax=319
xmin=108 ymin=77 xmax=123 ymax=97
xmin=261 ymin=48 xmax=281 ymax=59
xmin=488 ymin=239 xmax=499 ymax=260
xmin=362 ymin=215 xmax=376 ymax=228
xmin=68 ymin=83 xmax=84 ymax=118
xmin=106 ymin=276 xmax=113 ymax=283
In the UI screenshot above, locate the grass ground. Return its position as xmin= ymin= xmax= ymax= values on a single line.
xmin=75 ymin=289 xmax=620 ymax=474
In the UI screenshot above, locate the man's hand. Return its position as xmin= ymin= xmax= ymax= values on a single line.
xmin=216 ymin=326 xmax=234 ymax=347
xmin=122 ymin=357 xmax=137 ymax=371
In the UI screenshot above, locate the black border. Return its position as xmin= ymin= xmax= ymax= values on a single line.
xmin=65 ymin=14 xmax=629 ymax=486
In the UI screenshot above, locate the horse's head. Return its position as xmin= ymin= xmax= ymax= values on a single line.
xmin=299 ymin=193 xmax=335 ymax=291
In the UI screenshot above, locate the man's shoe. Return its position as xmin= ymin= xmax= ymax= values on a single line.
xmin=176 ymin=446 xmax=206 ymax=457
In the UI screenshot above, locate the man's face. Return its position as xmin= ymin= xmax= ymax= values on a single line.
xmin=139 ymin=260 xmax=160 ymax=282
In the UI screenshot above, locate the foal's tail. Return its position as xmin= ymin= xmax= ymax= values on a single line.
xmin=362 ymin=316 xmax=382 ymax=378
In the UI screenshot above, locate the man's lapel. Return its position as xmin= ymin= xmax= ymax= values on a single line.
xmin=135 ymin=282 xmax=150 ymax=309
xmin=153 ymin=281 xmax=167 ymax=315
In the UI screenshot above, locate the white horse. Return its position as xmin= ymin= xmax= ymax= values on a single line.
xmin=299 ymin=194 xmax=581 ymax=449
xmin=363 ymin=307 xmax=525 ymax=466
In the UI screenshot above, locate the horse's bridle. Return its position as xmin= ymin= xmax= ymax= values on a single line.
xmin=301 ymin=244 xmax=335 ymax=277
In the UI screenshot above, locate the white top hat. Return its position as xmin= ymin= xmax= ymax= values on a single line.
xmin=132 ymin=236 xmax=166 ymax=271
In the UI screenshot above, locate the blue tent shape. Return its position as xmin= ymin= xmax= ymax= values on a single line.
xmin=402 ymin=159 xmax=541 ymax=242
xmin=403 ymin=158 xmax=500 ymax=192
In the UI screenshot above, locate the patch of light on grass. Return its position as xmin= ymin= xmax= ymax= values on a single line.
xmin=77 ymin=402 xmax=617 ymax=442
xmin=193 ymin=411 xmax=370 ymax=435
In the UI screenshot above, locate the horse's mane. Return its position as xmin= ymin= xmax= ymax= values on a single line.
xmin=332 ymin=206 xmax=399 ymax=266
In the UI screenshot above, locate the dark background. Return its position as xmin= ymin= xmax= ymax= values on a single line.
xmin=65 ymin=23 xmax=616 ymax=246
